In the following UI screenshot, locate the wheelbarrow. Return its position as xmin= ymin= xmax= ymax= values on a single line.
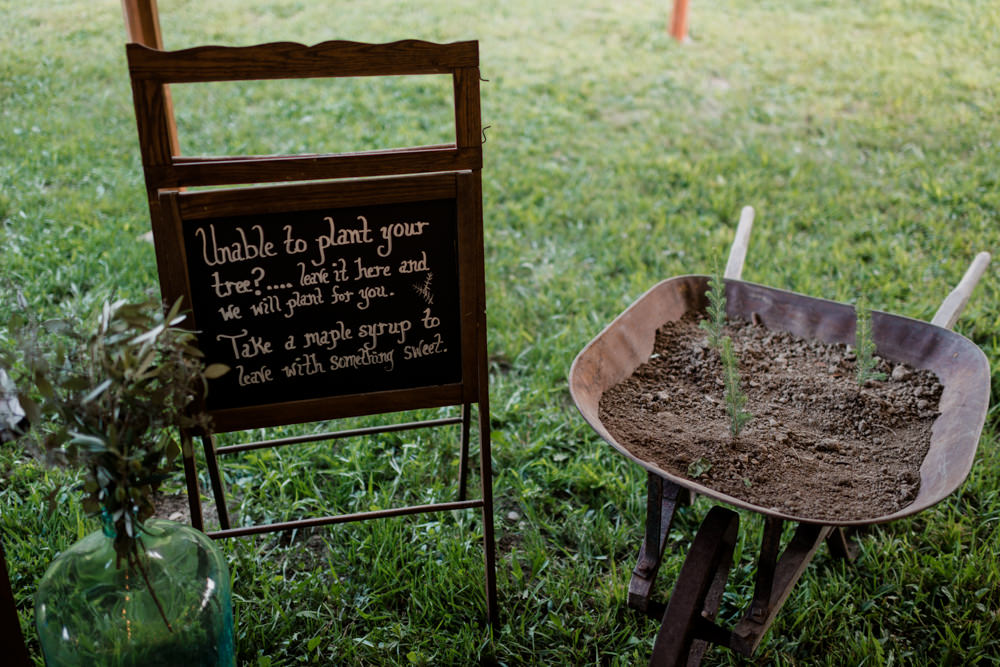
xmin=568 ymin=207 xmax=992 ymax=665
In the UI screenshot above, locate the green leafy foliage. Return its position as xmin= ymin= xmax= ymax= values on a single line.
xmin=1 ymin=295 xmax=225 ymax=562
xmin=687 ymin=457 xmax=712 ymax=478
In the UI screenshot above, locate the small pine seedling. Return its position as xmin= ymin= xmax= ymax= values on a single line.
xmin=854 ymin=297 xmax=886 ymax=387
xmin=721 ymin=336 xmax=752 ymax=437
xmin=699 ymin=269 xmax=727 ymax=349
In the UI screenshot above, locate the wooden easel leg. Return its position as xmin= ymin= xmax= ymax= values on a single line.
xmin=201 ymin=435 xmax=231 ymax=530
xmin=458 ymin=402 xmax=472 ymax=501
xmin=477 ymin=399 xmax=498 ymax=629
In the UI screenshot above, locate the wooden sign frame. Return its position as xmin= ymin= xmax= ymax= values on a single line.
xmin=156 ymin=173 xmax=478 ymax=431
xmin=124 ymin=29 xmax=496 ymax=625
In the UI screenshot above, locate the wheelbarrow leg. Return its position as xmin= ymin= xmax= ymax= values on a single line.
xmin=825 ymin=526 xmax=859 ymax=562
xmin=630 ymin=472 xmax=689 ymax=615
xmin=730 ymin=520 xmax=832 ymax=656
xmin=649 ymin=506 xmax=739 ymax=667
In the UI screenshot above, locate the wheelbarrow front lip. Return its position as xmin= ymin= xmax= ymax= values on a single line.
xmin=568 ymin=274 xmax=991 ymax=526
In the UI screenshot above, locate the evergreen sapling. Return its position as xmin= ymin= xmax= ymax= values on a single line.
xmin=699 ymin=271 xmax=727 ymax=349
xmin=699 ymin=270 xmax=753 ymax=438
xmin=721 ymin=335 xmax=752 ymax=437
xmin=854 ymin=296 xmax=886 ymax=387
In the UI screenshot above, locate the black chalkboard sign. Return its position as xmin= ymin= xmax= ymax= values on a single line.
xmin=185 ymin=198 xmax=461 ymax=410
xmin=157 ymin=173 xmax=477 ymax=428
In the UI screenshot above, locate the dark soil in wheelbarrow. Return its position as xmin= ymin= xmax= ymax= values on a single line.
xmin=598 ymin=313 xmax=943 ymax=522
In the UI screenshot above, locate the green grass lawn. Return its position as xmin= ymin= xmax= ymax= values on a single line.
xmin=2 ymin=0 xmax=999 ymax=664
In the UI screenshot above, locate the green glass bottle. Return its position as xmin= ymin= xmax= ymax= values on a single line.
xmin=35 ymin=518 xmax=234 ymax=666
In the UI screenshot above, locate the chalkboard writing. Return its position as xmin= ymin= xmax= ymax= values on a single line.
xmin=180 ymin=198 xmax=462 ymax=411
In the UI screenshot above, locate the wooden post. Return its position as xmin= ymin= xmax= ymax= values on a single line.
xmin=121 ymin=0 xmax=164 ymax=47
xmin=671 ymin=0 xmax=690 ymax=42
xmin=121 ymin=0 xmax=179 ymax=158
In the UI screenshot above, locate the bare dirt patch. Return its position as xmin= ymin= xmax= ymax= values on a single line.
xmin=598 ymin=313 xmax=942 ymax=522
xmin=153 ymin=492 xmax=221 ymax=529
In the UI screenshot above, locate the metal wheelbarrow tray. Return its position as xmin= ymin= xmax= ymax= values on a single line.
xmin=568 ymin=209 xmax=991 ymax=665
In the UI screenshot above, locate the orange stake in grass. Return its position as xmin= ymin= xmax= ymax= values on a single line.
xmin=671 ymin=0 xmax=690 ymax=42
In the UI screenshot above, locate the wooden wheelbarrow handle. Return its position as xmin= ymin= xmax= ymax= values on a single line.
xmin=931 ymin=251 xmax=991 ymax=330
xmin=724 ymin=206 xmax=755 ymax=281
xmin=722 ymin=206 xmax=990 ymax=332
